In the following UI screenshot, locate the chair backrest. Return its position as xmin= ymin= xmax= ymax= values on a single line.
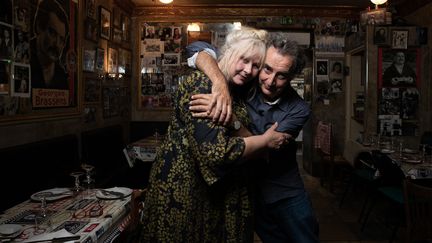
xmin=314 ymin=121 xmax=332 ymax=157
xmin=354 ymin=151 xmax=375 ymax=170
xmin=403 ymin=179 xmax=432 ymax=242
xmin=371 ymin=150 xmax=405 ymax=186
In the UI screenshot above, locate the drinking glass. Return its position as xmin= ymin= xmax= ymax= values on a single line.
xmin=70 ymin=171 xmax=84 ymax=194
xmin=81 ymin=163 xmax=95 ymax=190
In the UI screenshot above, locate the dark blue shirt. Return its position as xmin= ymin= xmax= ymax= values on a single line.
xmin=247 ymin=88 xmax=311 ymax=203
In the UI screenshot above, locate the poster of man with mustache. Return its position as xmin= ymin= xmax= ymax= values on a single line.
xmin=30 ymin=0 xmax=76 ymax=108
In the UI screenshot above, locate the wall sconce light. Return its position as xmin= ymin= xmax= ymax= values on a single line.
xmin=370 ymin=0 xmax=387 ymax=9
xmin=233 ymin=22 xmax=242 ymax=30
xmin=159 ymin=0 xmax=173 ymax=4
xmin=187 ymin=23 xmax=200 ymax=32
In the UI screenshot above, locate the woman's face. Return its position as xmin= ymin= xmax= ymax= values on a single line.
xmin=229 ymin=53 xmax=261 ymax=87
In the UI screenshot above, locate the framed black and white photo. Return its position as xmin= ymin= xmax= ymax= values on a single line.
xmin=85 ymin=0 xmax=96 ymax=19
xmin=84 ymin=78 xmax=101 ymax=103
xmin=392 ymin=30 xmax=408 ymax=49
xmin=84 ymin=18 xmax=98 ymax=42
xmin=162 ymin=53 xmax=180 ymax=66
xmin=108 ymin=47 xmax=118 ymax=74
xmin=316 ymin=59 xmax=328 ymax=76
xmin=11 ymin=63 xmax=30 ymax=98
xmin=95 ymin=48 xmax=105 ymax=71
xmin=374 ymin=27 xmax=388 ymax=45
xmin=83 ymin=49 xmax=95 ymax=72
xmin=99 ymin=6 xmax=111 ymax=40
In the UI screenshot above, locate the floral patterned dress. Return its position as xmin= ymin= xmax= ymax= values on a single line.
xmin=140 ymin=71 xmax=255 ymax=242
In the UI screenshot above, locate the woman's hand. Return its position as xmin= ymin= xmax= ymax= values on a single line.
xmin=262 ymin=122 xmax=291 ymax=150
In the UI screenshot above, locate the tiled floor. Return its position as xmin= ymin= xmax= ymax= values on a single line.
xmin=254 ymin=155 xmax=406 ymax=243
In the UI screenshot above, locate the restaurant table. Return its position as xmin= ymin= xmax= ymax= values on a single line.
xmin=387 ymin=152 xmax=432 ymax=179
xmin=123 ymin=135 xmax=161 ymax=167
xmin=0 ymin=188 xmax=132 ymax=242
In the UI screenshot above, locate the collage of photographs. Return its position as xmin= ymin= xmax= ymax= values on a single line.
xmin=139 ymin=23 xmax=214 ymax=110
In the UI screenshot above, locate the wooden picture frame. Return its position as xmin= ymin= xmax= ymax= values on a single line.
xmin=121 ymin=14 xmax=131 ymax=42
xmin=99 ymin=6 xmax=111 ymax=40
xmin=113 ymin=8 xmax=121 ymax=28
xmin=392 ymin=30 xmax=408 ymax=49
xmin=378 ymin=48 xmax=420 ymax=89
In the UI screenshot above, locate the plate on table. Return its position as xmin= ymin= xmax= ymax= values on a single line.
xmin=0 ymin=224 xmax=23 ymax=238
xmin=381 ymin=149 xmax=395 ymax=154
xmin=403 ymin=148 xmax=418 ymax=154
xmin=30 ymin=188 xmax=73 ymax=202
xmin=96 ymin=187 xmax=132 ymax=200
xmin=404 ymin=159 xmax=422 ymax=164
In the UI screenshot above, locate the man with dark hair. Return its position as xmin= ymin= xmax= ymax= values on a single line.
xmin=31 ymin=0 xmax=69 ymax=90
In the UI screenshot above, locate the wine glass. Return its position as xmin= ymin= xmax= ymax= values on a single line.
xmin=70 ymin=171 xmax=84 ymax=194
xmin=81 ymin=163 xmax=95 ymax=189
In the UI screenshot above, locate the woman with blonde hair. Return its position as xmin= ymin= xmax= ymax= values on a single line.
xmin=140 ymin=27 xmax=289 ymax=242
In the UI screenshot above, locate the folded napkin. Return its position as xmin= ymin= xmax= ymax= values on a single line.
xmin=22 ymin=229 xmax=80 ymax=242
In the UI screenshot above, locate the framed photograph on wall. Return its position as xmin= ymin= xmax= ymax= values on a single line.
xmin=95 ymin=48 xmax=105 ymax=71
xmin=316 ymin=59 xmax=328 ymax=76
xmin=84 ymin=78 xmax=101 ymax=104
xmin=374 ymin=27 xmax=388 ymax=45
xmin=83 ymin=49 xmax=95 ymax=72
xmin=85 ymin=0 xmax=96 ymax=19
xmin=392 ymin=30 xmax=408 ymax=49
xmin=99 ymin=6 xmax=111 ymax=40
xmin=108 ymin=47 xmax=118 ymax=74
xmin=378 ymin=48 xmax=420 ymax=89
xmin=84 ymin=18 xmax=98 ymax=42
xmin=162 ymin=53 xmax=180 ymax=66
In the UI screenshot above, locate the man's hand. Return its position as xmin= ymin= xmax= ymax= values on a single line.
xmin=210 ymin=82 xmax=232 ymax=125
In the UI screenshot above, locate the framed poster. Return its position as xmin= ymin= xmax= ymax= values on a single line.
xmin=121 ymin=14 xmax=131 ymax=42
xmin=378 ymin=48 xmax=420 ymax=89
xmin=99 ymin=6 xmax=111 ymax=40
xmin=11 ymin=63 xmax=30 ymax=98
xmin=29 ymin=0 xmax=80 ymax=112
xmin=392 ymin=30 xmax=408 ymax=49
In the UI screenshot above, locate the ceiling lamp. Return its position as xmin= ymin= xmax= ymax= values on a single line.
xmin=187 ymin=23 xmax=200 ymax=32
xmin=370 ymin=0 xmax=387 ymax=8
xmin=159 ymin=0 xmax=173 ymax=4
xmin=233 ymin=22 xmax=242 ymax=30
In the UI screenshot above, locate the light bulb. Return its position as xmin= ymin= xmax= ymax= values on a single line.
xmin=370 ymin=0 xmax=387 ymax=5
xmin=159 ymin=0 xmax=173 ymax=4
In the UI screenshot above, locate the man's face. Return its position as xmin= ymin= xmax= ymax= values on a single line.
xmin=38 ymin=12 xmax=66 ymax=62
xmin=395 ymin=52 xmax=405 ymax=65
xmin=258 ymin=46 xmax=294 ymax=101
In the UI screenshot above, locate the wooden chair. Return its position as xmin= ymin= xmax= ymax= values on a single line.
xmin=315 ymin=121 xmax=351 ymax=193
xmin=403 ymin=179 xmax=432 ymax=242
xmin=360 ymin=150 xmax=405 ymax=242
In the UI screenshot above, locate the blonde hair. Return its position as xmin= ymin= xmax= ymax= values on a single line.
xmin=218 ymin=26 xmax=268 ymax=81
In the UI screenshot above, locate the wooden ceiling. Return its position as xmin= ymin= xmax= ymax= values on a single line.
xmin=130 ymin=0 xmax=427 ymax=17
